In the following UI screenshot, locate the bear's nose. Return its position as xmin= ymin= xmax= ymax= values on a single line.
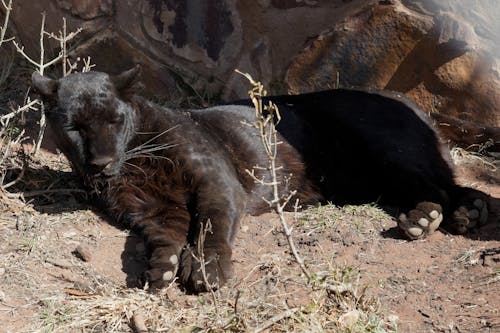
xmin=88 ymin=156 xmax=113 ymax=174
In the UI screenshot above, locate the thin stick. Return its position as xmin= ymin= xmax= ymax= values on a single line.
xmin=0 ymin=0 xmax=13 ymax=48
xmin=0 ymin=99 xmax=39 ymax=125
xmin=62 ymin=17 xmax=67 ymax=76
xmin=82 ymin=56 xmax=95 ymax=72
xmin=39 ymin=12 xmax=46 ymax=75
xmin=34 ymin=102 xmax=46 ymax=154
xmin=11 ymin=41 xmax=41 ymax=68
xmin=1 ymin=162 xmax=24 ymax=189
xmin=194 ymin=219 xmax=220 ymax=316
xmin=253 ymin=307 xmax=299 ymax=333
xmin=11 ymin=13 xmax=83 ymax=154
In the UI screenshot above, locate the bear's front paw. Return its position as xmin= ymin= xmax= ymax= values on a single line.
xmin=178 ymin=246 xmax=233 ymax=293
xmin=144 ymin=246 xmax=181 ymax=290
xmin=452 ymin=194 xmax=489 ymax=234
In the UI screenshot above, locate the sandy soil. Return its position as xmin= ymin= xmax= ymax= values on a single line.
xmin=0 ymin=146 xmax=498 ymax=332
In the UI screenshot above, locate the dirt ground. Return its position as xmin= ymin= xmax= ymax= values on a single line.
xmin=0 ymin=144 xmax=498 ymax=332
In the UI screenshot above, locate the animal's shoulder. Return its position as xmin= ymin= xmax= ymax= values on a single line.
xmin=188 ymin=104 xmax=256 ymax=124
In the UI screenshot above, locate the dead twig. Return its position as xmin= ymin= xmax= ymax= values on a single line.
xmin=0 ymin=0 xmax=13 ymax=48
xmin=236 ymin=70 xmax=312 ymax=281
xmin=192 ymin=219 xmax=220 ymax=316
xmin=0 ymin=99 xmax=40 ymax=126
xmin=63 ymin=288 xmax=94 ymax=297
xmin=11 ymin=13 xmax=84 ymax=154
xmin=253 ymin=307 xmax=300 ymax=333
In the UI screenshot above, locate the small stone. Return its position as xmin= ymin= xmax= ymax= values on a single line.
xmin=46 ymin=258 xmax=73 ymax=269
xmin=132 ymin=310 xmax=148 ymax=333
xmin=62 ymin=230 xmax=77 ymax=238
xmin=74 ymin=244 xmax=92 ymax=262
xmin=387 ymin=314 xmax=399 ymax=323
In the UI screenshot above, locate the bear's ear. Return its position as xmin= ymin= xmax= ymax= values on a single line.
xmin=111 ymin=65 xmax=142 ymax=91
xmin=31 ymin=72 xmax=58 ymax=97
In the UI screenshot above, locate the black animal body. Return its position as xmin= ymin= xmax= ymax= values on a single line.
xmin=32 ymin=66 xmax=489 ymax=292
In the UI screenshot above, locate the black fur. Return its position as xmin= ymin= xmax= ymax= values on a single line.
xmin=32 ymin=68 xmax=489 ymax=292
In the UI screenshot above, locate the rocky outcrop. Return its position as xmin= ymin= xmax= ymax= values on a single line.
xmin=286 ymin=0 xmax=500 ymax=127
xmin=2 ymin=0 xmax=499 ymax=126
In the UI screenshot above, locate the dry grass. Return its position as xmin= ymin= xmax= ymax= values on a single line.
xmin=28 ymin=245 xmax=393 ymax=333
xmin=451 ymin=147 xmax=498 ymax=171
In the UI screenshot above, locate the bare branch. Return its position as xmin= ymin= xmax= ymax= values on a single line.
xmin=192 ymin=219 xmax=220 ymax=318
xmin=34 ymin=102 xmax=46 ymax=154
xmin=12 ymin=41 xmax=41 ymax=68
xmin=66 ymin=57 xmax=79 ymax=75
xmin=238 ymin=71 xmax=372 ymax=305
xmin=0 ymin=0 xmax=12 ymax=48
xmin=237 ymin=70 xmax=312 ymax=280
xmin=38 ymin=12 xmax=46 ymax=74
xmin=11 ymin=13 xmax=84 ymax=154
xmin=61 ymin=17 xmax=67 ymax=75
xmin=13 ymin=13 xmax=83 ymax=75
xmin=253 ymin=307 xmax=300 ymax=333
xmin=0 ymin=99 xmax=40 ymax=125
xmin=81 ymin=56 xmax=95 ymax=72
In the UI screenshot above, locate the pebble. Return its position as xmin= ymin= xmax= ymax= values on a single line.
xmin=74 ymin=244 xmax=92 ymax=262
xmin=62 ymin=230 xmax=78 ymax=238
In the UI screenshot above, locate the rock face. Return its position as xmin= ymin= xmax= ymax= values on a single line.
xmin=3 ymin=0 xmax=499 ymax=126
xmin=286 ymin=0 xmax=500 ymax=126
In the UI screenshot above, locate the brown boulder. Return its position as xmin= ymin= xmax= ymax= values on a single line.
xmin=286 ymin=0 xmax=500 ymax=127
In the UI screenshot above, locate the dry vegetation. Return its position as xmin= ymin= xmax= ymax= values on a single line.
xmin=0 ymin=2 xmax=499 ymax=333
xmin=0 ymin=145 xmax=497 ymax=332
